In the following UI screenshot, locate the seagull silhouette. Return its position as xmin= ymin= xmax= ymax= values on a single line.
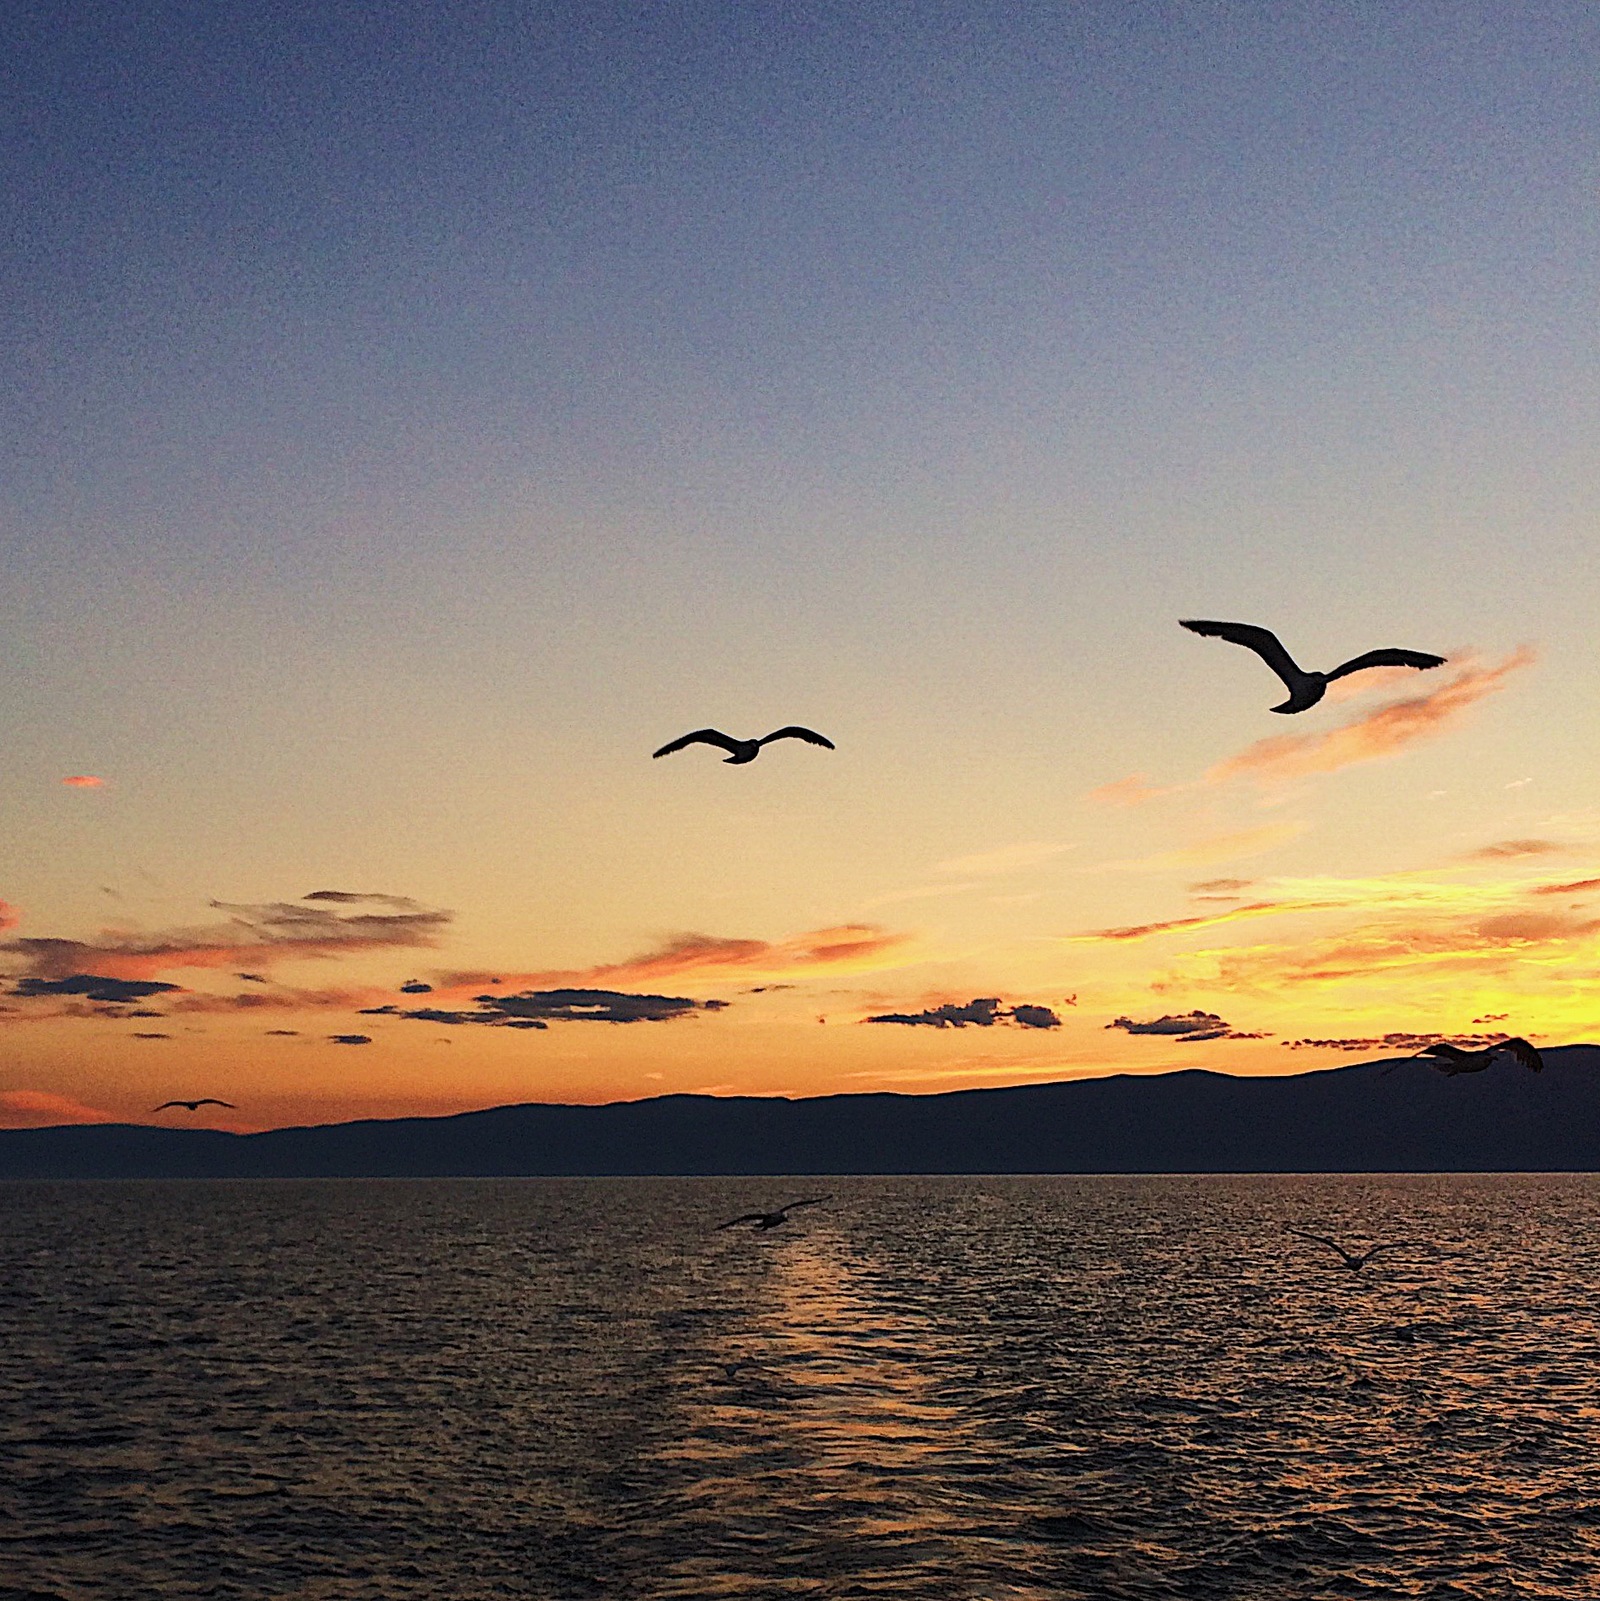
xmin=717 ymin=1195 xmax=832 ymax=1231
xmin=1283 ymin=1224 xmax=1419 ymax=1271
xmin=653 ymin=727 xmax=835 ymax=764
xmin=1418 ymin=1037 xmax=1544 ymax=1075
xmin=1180 ymin=620 xmax=1446 ymax=713
xmin=150 ymin=1098 xmax=235 ymax=1113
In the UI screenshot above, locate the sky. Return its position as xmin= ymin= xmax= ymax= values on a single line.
xmin=4 ymin=0 xmax=1599 ymax=1130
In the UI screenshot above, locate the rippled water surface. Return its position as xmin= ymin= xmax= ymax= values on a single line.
xmin=4 ymin=1176 xmax=1600 ymax=1598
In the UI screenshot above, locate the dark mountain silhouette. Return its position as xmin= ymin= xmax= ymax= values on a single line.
xmin=3 ymin=1049 xmax=1598 ymax=1180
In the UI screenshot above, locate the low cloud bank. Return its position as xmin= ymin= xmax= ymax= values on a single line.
xmin=1108 ymin=1010 xmax=1268 ymax=1042
xmin=395 ymin=988 xmax=729 ymax=1029
xmin=866 ymin=997 xmax=1062 ymax=1030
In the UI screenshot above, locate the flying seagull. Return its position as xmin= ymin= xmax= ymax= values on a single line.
xmin=1179 ymin=620 xmax=1446 ymax=713
xmin=1283 ymin=1224 xmax=1419 ymax=1272
xmin=1418 ymin=1037 xmax=1544 ymax=1075
xmin=653 ymin=727 xmax=835 ymax=764
xmin=150 ymin=1098 xmax=236 ymax=1113
xmin=718 ymin=1195 xmax=832 ymax=1231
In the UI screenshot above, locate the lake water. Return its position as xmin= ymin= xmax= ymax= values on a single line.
xmin=2 ymin=1175 xmax=1598 ymax=1599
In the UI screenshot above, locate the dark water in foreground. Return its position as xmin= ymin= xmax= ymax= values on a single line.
xmin=3 ymin=1177 xmax=1598 ymax=1600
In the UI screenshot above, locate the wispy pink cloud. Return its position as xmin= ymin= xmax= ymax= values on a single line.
xmin=0 ymin=901 xmax=18 ymax=933
xmin=1085 ymin=773 xmax=1177 ymax=807
xmin=1468 ymin=838 xmax=1565 ymax=861
xmin=1529 ymin=877 xmax=1600 ymax=898
xmin=1089 ymin=650 xmax=1532 ymax=805
xmin=61 ymin=775 xmax=105 ymax=789
xmin=3 ymin=892 xmax=451 ymax=983
xmin=1068 ymin=900 xmax=1318 ymax=943
xmin=1205 ymin=649 xmax=1533 ymax=787
xmin=0 ymin=1089 xmax=118 ymax=1127
xmin=435 ymin=925 xmax=913 ymax=995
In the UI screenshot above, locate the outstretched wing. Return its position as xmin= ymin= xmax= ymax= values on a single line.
xmin=780 ymin=1194 xmax=832 ymax=1212
xmin=717 ymin=1212 xmax=767 ymax=1230
xmin=653 ymin=729 xmax=742 ymax=759
xmin=757 ymin=727 xmax=835 ymax=750
xmin=1420 ymin=1043 xmax=1487 ymax=1074
xmin=197 ymin=1098 xmax=236 ymax=1108
xmin=1179 ymin=620 xmax=1303 ymax=691
xmin=1499 ymin=1037 xmax=1544 ymax=1073
xmin=150 ymin=1100 xmax=189 ymax=1113
xmin=1283 ymin=1223 xmax=1342 ymax=1255
xmin=1325 ymin=647 xmax=1446 ymax=682
xmin=1358 ymin=1241 xmax=1419 ymax=1265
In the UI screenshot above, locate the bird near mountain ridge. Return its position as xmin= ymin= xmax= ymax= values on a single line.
xmin=1419 ymin=1037 xmax=1544 ymax=1075
xmin=150 ymin=1098 xmax=235 ymax=1113
xmin=653 ymin=727 xmax=835 ymax=764
xmin=1180 ymin=619 xmax=1446 ymax=713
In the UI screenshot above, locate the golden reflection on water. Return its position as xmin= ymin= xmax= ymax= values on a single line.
xmin=653 ymin=1229 xmax=1056 ymax=1600
xmin=5 ymin=1175 xmax=1600 ymax=1600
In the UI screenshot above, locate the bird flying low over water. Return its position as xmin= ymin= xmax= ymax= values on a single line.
xmin=1418 ymin=1037 xmax=1544 ymax=1075
xmin=1282 ymin=1224 xmax=1419 ymax=1272
xmin=151 ymin=1098 xmax=235 ymax=1113
xmin=1179 ymin=619 xmax=1446 ymax=713
xmin=653 ymin=727 xmax=835 ymax=764
xmin=718 ymin=1195 xmax=832 ymax=1230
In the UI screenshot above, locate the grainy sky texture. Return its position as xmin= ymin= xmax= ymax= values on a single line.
xmin=4 ymin=2 xmax=1599 ymax=1127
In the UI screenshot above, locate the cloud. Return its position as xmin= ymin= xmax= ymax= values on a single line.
xmin=1173 ymin=901 xmax=1600 ymax=992
xmin=329 ymin=1034 xmax=372 ymax=1045
xmin=1071 ymin=901 xmax=1299 ymax=942
xmin=1009 ymin=1004 xmax=1063 ymax=1030
xmin=237 ymin=972 xmax=269 ymax=983
xmin=399 ymin=979 xmax=433 ymax=994
xmin=1282 ymin=1032 xmax=1515 ymax=1053
xmin=0 ymin=1089 xmax=118 ymax=1127
xmin=303 ymin=889 xmax=426 ymax=907
xmin=1469 ymin=839 xmax=1564 ymax=860
xmin=1108 ymin=1010 xmax=1226 ymax=1036
xmin=1089 ymin=653 xmax=1532 ymax=807
xmin=1529 ymin=877 xmax=1600 ymax=898
xmin=0 ymin=902 xmax=17 ymax=933
xmin=1107 ymin=1010 xmax=1266 ymax=1042
xmin=864 ymin=997 xmax=1062 ymax=1030
xmin=1205 ymin=649 xmax=1533 ymax=787
xmin=436 ymin=924 xmax=911 ymax=994
xmin=266 ymin=1029 xmax=299 ymax=1036
xmin=154 ymin=985 xmax=387 ymax=1018
xmin=2 ymin=892 xmax=451 ymax=982
xmin=1190 ymin=879 xmax=1254 ymax=895
xmin=397 ymin=989 xmax=728 ymax=1028
xmin=1086 ymin=773 xmax=1174 ymax=807
xmin=13 ymin=974 xmax=181 ymax=1003
xmin=934 ymin=842 xmax=1074 ymax=876
xmin=132 ymin=1032 xmax=171 ymax=1040
xmin=61 ymin=775 xmax=105 ymax=789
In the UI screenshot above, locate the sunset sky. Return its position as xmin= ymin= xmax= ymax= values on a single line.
xmin=4 ymin=1 xmax=1600 ymax=1129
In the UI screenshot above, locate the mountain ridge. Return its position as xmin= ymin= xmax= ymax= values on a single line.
xmin=4 ymin=1048 xmax=1598 ymax=1178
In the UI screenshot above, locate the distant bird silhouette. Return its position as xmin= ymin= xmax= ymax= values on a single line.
xmin=1180 ymin=620 xmax=1446 ymax=713
xmin=1418 ymin=1037 xmax=1544 ymax=1075
xmin=653 ymin=727 xmax=835 ymax=764
xmin=151 ymin=1098 xmax=235 ymax=1113
xmin=1283 ymin=1223 xmax=1418 ymax=1271
xmin=718 ymin=1195 xmax=832 ymax=1231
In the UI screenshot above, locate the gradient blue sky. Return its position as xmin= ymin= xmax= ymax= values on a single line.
xmin=4 ymin=2 xmax=1599 ymax=1126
